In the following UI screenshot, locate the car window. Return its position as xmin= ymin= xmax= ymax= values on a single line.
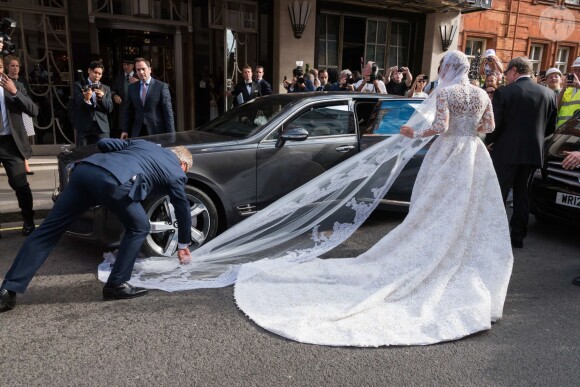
xmin=197 ymin=96 xmax=295 ymax=139
xmin=365 ymin=100 xmax=423 ymax=135
xmin=285 ymin=103 xmax=353 ymax=137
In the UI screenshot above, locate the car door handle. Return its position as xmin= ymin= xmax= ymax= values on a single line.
xmin=336 ymin=145 xmax=355 ymax=153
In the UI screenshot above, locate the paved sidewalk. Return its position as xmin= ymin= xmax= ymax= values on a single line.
xmin=0 ymin=156 xmax=58 ymax=218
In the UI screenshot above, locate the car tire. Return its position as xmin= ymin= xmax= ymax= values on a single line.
xmin=141 ymin=186 xmax=219 ymax=257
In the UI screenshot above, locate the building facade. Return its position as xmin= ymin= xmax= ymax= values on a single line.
xmin=1 ymin=0 xmax=492 ymax=155
xmin=460 ymin=0 xmax=580 ymax=74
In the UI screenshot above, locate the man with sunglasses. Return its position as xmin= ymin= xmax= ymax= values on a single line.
xmin=485 ymin=56 xmax=557 ymax=249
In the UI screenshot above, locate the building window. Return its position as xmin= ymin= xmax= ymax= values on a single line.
xmin=529 ymin=44 xmax=544 ymax=73
xmin=387 ymin=22 xmax=410 ymax=69
xmin=318 ymin=14 xmax=339 ymax=69
xmin=465 ymin=38 xmax=485 ymax=67
xmin=366 ymin=19 xmax=388 ymax=71
xmin=556 ymin=47 xmax=570 ymax=73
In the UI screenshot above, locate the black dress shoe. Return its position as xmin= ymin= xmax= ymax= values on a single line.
xmin=511 ymin=238 xmax=523 ymax=249
xmin=103 ymin=282 xmax=148 ymax=300
xmin=22 ymin=220 xmax=35 ymax=236
xmin=0 ymin=289 xmax=17 ymax=313
xmin=572 ymin=277 xmax=580 ymax=287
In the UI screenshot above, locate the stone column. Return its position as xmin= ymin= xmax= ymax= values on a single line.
xmin=422 ymin=11 xmax=461 ymax=81
xmin=272 ymin=0 xmax=317 ymax=93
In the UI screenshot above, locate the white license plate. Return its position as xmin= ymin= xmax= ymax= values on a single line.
xmin=556 ymin=192 xmax=580 ymax=208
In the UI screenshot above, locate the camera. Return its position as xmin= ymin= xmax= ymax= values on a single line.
xmin=567 ymin=73 xmax=575 ymax=83
xmin=0 ymin=18 xmax=17 ymax=56
xmin=368 ymin=64 xmax=378 ymax=83
xmin=539 ymin=70 xmax=546 ymax=79
xmin=346 ymin=73 xmax=355 ymax=85
xmin=294 ymin=61 xmax=305 ymax=85
xmin=397 ymin=67 xmax=404 ymax=72
xmin=76 ymin=69 xmax=90 ymax=92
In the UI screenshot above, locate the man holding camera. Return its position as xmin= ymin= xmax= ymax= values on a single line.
xmin=355 ymin=61 xmax=386 ymax=94
xmin=283 ymin=62 xmax=315 ymax=93
xmin=0 ymin=42 xmax=39 ymax=237
xmin=556 ymin=57 xmax=580 ymax=127
xmin=328 ymin=69 xmax=355 ymax=91
xmin=386 ymin=66 xmax=413 ymax=96
xmin=73 ymin=61 xmax=113 ymax=146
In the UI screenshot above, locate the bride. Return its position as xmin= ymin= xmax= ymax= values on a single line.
xmin=121 ymin=50 xmax=514 ymax=346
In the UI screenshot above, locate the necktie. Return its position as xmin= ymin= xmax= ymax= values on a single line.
xmin=141 ymin=82 xmax=148 ymax=105
xmin=0 ymin=97 xmax=4 ymax=132
xmin=126 ymin=74 xmax=130 ymax=82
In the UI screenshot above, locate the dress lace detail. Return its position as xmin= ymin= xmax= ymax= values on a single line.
xmin=233 ymin=54 xmax=513 ymax=347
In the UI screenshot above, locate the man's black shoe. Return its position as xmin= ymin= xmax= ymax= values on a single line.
xmin=511 ymin=238 xmax=523 ymax=249
xmin=0 ymin=289 xmax=17 ymax=313
xmin=572 ymin=277 xmax=580 ymax=287
xmin=22 ymin=220 xmax=35 ymax=236
xmin=103 ymin=282 xmax=148 ymax=300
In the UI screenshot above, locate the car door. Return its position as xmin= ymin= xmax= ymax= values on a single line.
xmin=255 ymin=100 xmax=358 ymax=210
xmin=359 ymin=98 xmax=430 ymax=205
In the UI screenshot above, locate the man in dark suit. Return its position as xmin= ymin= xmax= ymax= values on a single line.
xmin=110 ymin=57 xmax=138 ymax=138
xmin=232 ymin=64 xmax=261 ymax=107
xmin=73 ymin=61 xmax=113 ymax=146
xmin=254 ymin=65 xmax=272 ymax=96
xmin=486 ymin=56 xmax=557 ymax=248
xmin=121 ymin=57 xmax=175 ymax=139
xmin=0 ymin=138 xmax=193 ymax=313
xmin=0 ymin=59 xmax=39 ymax=236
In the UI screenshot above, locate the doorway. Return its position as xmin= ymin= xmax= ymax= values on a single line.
xmin=342 ymin=16 xmax=366 ymax=75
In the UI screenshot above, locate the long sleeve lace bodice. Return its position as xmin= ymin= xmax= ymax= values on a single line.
xmin=417 ymin=83 xmax=495 ymax=137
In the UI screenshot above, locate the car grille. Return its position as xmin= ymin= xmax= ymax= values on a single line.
xmin=546 ymin=161 xmax=580 ymax=188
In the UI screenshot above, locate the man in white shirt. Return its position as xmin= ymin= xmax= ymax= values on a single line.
xmin=355 ymin=61 xmax=387 ymax=93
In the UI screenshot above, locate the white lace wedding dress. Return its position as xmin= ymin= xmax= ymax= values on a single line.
xmin=233 ymin=80 xmax=514 ymax=346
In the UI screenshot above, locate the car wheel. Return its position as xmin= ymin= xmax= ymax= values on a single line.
xmin=141 ymin=186 xmax=219 ymax=257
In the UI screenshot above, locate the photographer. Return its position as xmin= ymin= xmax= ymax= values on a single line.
xmin=556 ymin=57 xmax=580 ymax=127
xmin=386 ymin=65 xmax=413 ymax=96
xmin=406 ymin=74 xmax=429 ymax=98
xmin=355 ymin=61 xmax=386 ymax=94
xmin=73 ymin=61 xmax=113 ymax=146
xmin=283 ymin=63 xmax=315 ymax=93
xmin=329 ymin=69 xmax=355 ymax=91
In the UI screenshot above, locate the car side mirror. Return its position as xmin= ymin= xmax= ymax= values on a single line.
xmin=275 ymin=126 xmax=309 ymax=148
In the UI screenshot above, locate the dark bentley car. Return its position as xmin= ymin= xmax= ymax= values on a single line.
xmin=55 ymin=93 xmax=429 ymax=256
xmin=530 ymin=110 xmax=580 ymax=226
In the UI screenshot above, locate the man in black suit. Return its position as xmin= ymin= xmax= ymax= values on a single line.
xmin=110 ymin=57 xmax=138 ymax=138
xmin=486 ymin=56 xmax=557 ymax=248
xmin=254 ymin=65 xmax=272 ymax=96
xmin=73 ymin=61 xmax=113 ymax=146
xmin=121 ymin=57 xmax=175 ymax=138
xmin=232 ymin=64 xmax=261 ymax=107
xmin=0 ymin=138 xmax=193 ymax=313
xmin=0 ymin=59 xmax=39 ymax=236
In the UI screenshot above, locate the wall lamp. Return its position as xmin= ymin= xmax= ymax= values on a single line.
xmin=288 ymin=1 xmax=312 ymax=39
xmin=439 ymin=23 xmax=457 ymax=51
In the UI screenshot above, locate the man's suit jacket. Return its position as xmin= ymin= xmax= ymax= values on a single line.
xmin=73 ymin=81 xmax=113 ymax=135
xmin=123 ymin=78 xmax=175 ymax=137
xmin=232 ymin=80 xmax=261 ymax=107
xmin=486 ymin=77 xmax=557 ymax=167
xmin=83 ymin=138 xmax=191 ymax=244
xmin=3 ymin=81 xmax=39 ymax=159
xmin=111 ymin=73 xmax=138 ymax=124
xmin=258 ymin=79 xmax=273 ymax=96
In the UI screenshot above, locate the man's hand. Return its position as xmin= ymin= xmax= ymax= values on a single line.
xmin=94 ymin=88 xmax=105 ymax=100
xmin=0 ymin=75 xmax=18 ymax=96
xmin=83 ymin=87 xmax=93 ymax=102
xmin=562 ymin=151 xmax=580 ymax=170
xmin=120 ymin=132 xmax=129 ymax=139
xmin=178 ymin=247 xmax=192 ymax=264
xmin=113 ymin=95 xmax=122 ymax=104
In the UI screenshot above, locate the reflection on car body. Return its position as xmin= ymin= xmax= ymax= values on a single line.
xmin=55 ymin=93 xmax=427 ymax=257
xmin=530 ymin=110 xmax=580 ymax=227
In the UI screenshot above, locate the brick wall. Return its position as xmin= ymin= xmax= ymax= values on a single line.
xmin=460 ymin=0 xmax=580 ymax=71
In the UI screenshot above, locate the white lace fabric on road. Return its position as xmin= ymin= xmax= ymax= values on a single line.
xmin=100 ymin=51 xmax=513 ymax=347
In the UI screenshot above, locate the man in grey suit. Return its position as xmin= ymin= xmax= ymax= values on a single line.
xmin=0 ymin=58 xmax=39 ymax=236
xmin=121 ymin=57 xmax=175 ymax=138
xmin=73 ymin=61 xmax=113 ymax=146
xmin=486 ymin=56 xmax=557 ymax=248
xmin=0 ymin=138 xmax=193 ymax=313
xmin=110 ymin=56 xmax=138 ymax=139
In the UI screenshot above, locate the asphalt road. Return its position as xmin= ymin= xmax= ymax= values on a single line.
xmin=0 ymin=211 xmax=578 ymax=386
